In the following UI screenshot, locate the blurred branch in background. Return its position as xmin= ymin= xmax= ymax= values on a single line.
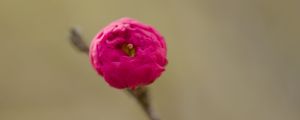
xmin=69 ymin=28 xmax=160 ymax=120
xmin=70 ymin=28 xmax=89 ymax=53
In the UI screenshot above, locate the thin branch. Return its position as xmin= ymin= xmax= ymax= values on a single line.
xmin=69 ymin=28 xmax=160 ymax=120
xmin=69 ymin=27 xmax=89 ymax=53
xmin=127 ymin=88 xmax=160 ymax=120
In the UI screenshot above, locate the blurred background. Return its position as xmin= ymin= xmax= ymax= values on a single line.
xmin=0 ymin=0 xmax=299 ymax=120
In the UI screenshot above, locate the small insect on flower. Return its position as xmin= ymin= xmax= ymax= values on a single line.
xmin=89 ymin=17 xmax=168 ymax=89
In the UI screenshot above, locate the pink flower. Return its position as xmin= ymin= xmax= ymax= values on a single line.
xmin=89 ymin=17 xmax=167 ymax=89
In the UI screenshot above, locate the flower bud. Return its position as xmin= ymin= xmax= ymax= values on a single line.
xmin=90 ymin=17 xmax=167 ymax=89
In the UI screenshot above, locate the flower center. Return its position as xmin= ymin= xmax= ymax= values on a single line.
xmin=121 ymin=43 xmax=135 ymax=57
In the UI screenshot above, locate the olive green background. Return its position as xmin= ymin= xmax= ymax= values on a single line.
xmin=0 ymin=0 xmax=299 ymax=120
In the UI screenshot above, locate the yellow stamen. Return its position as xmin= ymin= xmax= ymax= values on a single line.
xmin=122 ymin=43 xmax=135 ymax=57
xmin=127 ymin=44 xmax=133 ymax=49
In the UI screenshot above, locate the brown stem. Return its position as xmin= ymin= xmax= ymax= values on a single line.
xmin=127 ymin=87 xmax=160 ymax=120
xmin=69 ymin=28 xmax=160 ymax=120
xmin=69 ymin=28 xmax=89 ymax=53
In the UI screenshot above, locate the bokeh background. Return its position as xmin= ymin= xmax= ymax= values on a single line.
xmin=0 ymin=0 xmax=299 ymax=120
